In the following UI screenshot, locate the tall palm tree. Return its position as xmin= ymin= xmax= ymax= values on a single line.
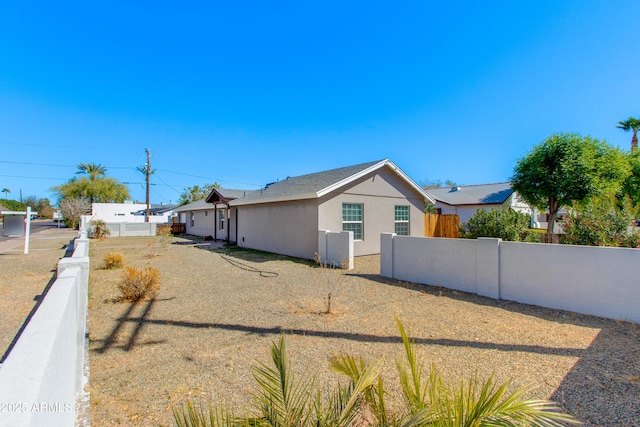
xmin=2 ymin=188 xmax=10 ymax=200
xmin=617 ymin=117 xmax=640 ymax=151
xmin=76 ymin=163 xmax=107 ymax=181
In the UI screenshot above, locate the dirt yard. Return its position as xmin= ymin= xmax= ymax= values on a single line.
xmin=81 ymin=235 xmax=640 ymax=426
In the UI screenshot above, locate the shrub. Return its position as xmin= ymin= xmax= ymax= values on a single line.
xmin=118 ymin=266 xmax=160 ymax=301
xmin=103 ymin=252 xmax=124 ymax=270
xmin=562 ymin=201 xmax=638 ymax=247
xmin=173 ymin=319 xmax=578 ymax=427
xmin=459 ymin=208 xmax=530 ymax=241
xmin=158 ymin=226 xmax=173 ymax=249
xmin=90 ymin=219 xmax=111 ymax=239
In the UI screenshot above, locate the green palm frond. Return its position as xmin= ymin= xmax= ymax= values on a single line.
xmin=251 ymin=335 xmax=314 ymax=427
xmin=395 ymin=318 xmax=430 ymax=416
xmin=329 ymin=354 xmax=385 ymax=426
xmin=173 ymin=400 xmax=240 ymax=427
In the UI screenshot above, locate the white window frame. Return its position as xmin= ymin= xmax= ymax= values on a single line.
xmin=394 ymin=205 xmax=410 ymax=236
xmin=190 ymin=212 xmax=195 ymax=227
xmin=342 ymin=203 xmax=363 ymax=241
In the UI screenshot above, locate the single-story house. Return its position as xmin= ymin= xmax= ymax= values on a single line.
xmin=425 ymin=182 xmax=533 ymax=224
xmin=227 ymin=159 xmax=434 ymax=259
xmin=173 ymin=188 xmax=246 ymax=240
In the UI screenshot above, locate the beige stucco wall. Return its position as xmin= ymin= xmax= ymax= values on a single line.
xmin=183 ymin=209 xmax=216 ymax=237
xmin=319 ymin=168 xmax=425 ymax=256
xmin=236 ymin=200 xmax=318 ymax=259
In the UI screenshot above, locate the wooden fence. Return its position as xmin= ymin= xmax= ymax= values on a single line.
xmin=424 ymin=214 xmax=460 ymax=238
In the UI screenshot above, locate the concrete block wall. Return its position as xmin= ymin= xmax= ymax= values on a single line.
xmin=380 ymin=234 xmax=640 ymax=323
xmin=104 ymin=221 xmax=157 ymax=237
xmin=0 ymin=230 xmax=90 ymax=426
xmin=317 ymin=230 xmax=354 ymax=270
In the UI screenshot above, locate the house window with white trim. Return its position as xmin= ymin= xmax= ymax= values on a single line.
xmin=394 ymin=205 xmax=409 ymax=235
xmin=219 ymin=209 xmax=226 ymax=230
xmin=190 ymin=212 xmax=194 ymax=227
xmin=342 ymin=203 xmax=363 ymax=240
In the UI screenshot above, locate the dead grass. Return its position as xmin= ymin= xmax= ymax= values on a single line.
xmin=85 ymin=236 xmax=640 ymax=426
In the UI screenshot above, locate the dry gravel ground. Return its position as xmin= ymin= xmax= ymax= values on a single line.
xmin=0 ymin=228 xmax=79 ymax=361
xmin=83 ymin=235 xmax=639 ymax=426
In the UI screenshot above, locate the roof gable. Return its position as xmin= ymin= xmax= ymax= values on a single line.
xmin=230 ymin=159 xmax=433 ymax=206
xmin=426 ymin=182 xmax=514 ymax=206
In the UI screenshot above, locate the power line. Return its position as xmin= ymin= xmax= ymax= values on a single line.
xmin=0 ymin=160 xmax=133 ymax=169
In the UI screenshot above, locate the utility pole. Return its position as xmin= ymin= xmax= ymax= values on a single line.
xmin=145 ymin=148 xmax=151 ymax=223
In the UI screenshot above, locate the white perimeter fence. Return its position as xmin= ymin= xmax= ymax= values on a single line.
xmin=380 ymin=233 xmax=640 ymax=323
xmin=0 ymin=230 xmax=90 ymax=426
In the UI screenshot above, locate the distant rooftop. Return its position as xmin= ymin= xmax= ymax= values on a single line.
xmin=426 ymin=182 xmax=514 ymax=206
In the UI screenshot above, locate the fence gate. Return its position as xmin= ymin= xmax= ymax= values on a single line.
xmin=424 ymin=214 xmax=460 ymax=238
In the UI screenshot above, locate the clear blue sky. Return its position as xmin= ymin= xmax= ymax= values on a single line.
xmin=1 ymin=1 xmax=639 ymax=204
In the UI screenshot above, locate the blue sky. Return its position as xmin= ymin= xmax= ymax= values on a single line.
xmin=1 ymin=1 xmax=639 ymax=204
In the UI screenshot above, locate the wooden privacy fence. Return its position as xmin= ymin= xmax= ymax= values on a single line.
xmin=424 ymin=214 xmax=460 ymax=238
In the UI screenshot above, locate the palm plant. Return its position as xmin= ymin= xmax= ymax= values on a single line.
xmin=1 ymin=188 xmax=9 ymax=200
xmin=76 ymin=163 xmax=107 ymax=181
xmin=174 ymin=319 xmax=579 ymax=427
xmin=90 ymin=219 xmax=111 ymax=239
xmin=617 ymin=117 xmax=640 ymax=151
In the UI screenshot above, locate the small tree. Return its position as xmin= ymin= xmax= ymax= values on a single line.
xmin=59 ymin=197 xmax=90 ymax=229
xmin=178 ymin=182 xmax=221 ymax=205
xmin=459 ymin=208 xmax=530 ymax=241
xmin=511 ymin=133 xmax=630 ymax=234
xmin=2 ymin=188 xmax=10 ymax=200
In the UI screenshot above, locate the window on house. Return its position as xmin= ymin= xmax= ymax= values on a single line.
xmin=395 ymin=205 xmax=410 ymax=235
xmin=205 ymin=210 xmax=208 ymax=216
xmin=190 ymin=212 xmax=194 ymax=227
xmin=342 ymin=203 xmax=363 ymax=240
xmin=219 ymin=209 xmax=226 ymax=230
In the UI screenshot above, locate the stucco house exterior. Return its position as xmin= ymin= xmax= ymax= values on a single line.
xmin=228 ymin=159 xmax=434 ymax=259
xmin=426 ymin=182 xmax=533 ymax=224
xmin=173 ymin=188 xmax=246 ymax=239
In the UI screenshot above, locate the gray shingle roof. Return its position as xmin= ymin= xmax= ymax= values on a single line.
xmin=172 ymin=198 xmax=214 ymax=212
xmin=229 ymin=160 xmax=385 ymax=205
xmin=426 ymin=182 xmax=514 ymax=206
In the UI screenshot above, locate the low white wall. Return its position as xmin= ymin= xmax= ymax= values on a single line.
xmin=317 ymin=230 xmax=354 ymax=269
xmin=0 ymin=230 xmax=90 ymax=426
xmin=380 ymin=234 xmax=640 ymax=323
xmin=105 ymin=222 xmax=157 ymax=237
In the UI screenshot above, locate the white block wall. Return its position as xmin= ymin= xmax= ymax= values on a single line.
xmin=0 ymin=231 xmax=90 ymax=426
xmin=380 ymin=234 xmax=640 ymax=323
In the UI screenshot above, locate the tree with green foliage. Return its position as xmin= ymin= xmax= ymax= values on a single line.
xmin=174 ymin=319 xmax=578 ymax=427
xmin=2 ymin=188 xmax=10 ymax=200
xmin=459 ymin=208 xmax=531 ymax=241
xmin=23 ymin=196 xmax=54 ymax=218
xmin=617 ymin=116 xmax=640 ymax=152
xmin=52 ymin=176 xmax=130 ymax=205
xmin=511 ymin=133 xmax=630 ymax=234
xmin=178 ymin=183 xmax=221 ymax=206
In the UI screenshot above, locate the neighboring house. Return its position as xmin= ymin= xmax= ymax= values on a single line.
xmin=173 ymin=188 xmax=246 ymax=239
xmin=426 ymin=182 xmax=533 ymax=224
xmin=89 ymin=202 xmax=176 ymax=223
xmin=228 ymin=159 xmax=434 ymax=259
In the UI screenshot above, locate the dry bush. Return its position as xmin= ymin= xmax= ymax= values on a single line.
xmin=158 ymin=226 xmax=173 ymax=249
xmin=103 ymin=252 xmax=124 ymax=270
xmin=118 ymin=266 xmax=160 ymax=301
